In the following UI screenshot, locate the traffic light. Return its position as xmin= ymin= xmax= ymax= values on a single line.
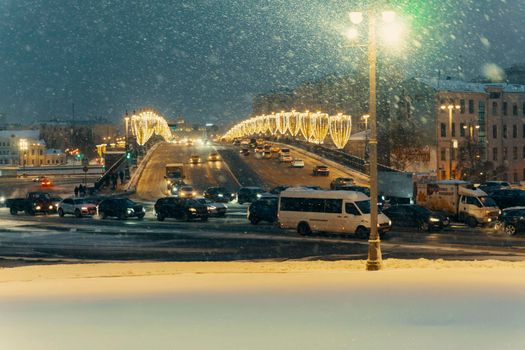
xmin=126 ymin=151 xmax=131 ymax=160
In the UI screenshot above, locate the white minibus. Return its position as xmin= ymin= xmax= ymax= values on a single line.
xmin=278 ymin=189 xmax=391 ymax=237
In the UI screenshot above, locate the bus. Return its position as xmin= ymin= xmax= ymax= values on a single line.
xmin=278 ymin=189 xmax=391 ymax=237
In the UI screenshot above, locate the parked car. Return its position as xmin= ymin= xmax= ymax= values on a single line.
xmin=237 ymin=187 xmax=265 ymax=204
xmin=240 ymin=147 xmax=250 ymax=156
xmin=208 ymin=153 xmax=220 ymax=161
xmin=247 ymin=197 xmax=278 ymax=224
xmin=312 ymin=165 xmax=330 ymax=176
xmin=195 ymin=197 xmax=228 ymax=217
xmin=263 ymin=151 xmax=272 ymax=159
xmin=500 ymin=206 xmax=525 ymax=235
xmin=58 ymin=198 xmax=97 ymax=217
xmin=291 ymin=159 xmax=304 ymax=168
xmin=203 ymin=186 xmax=235 ymax=202
xmin=6 ymin=191 xmax=54 ymax=215
xmin=154 ymin=197 xmax=209 ymax=221
xmin=330 ymin=177 xmax=354 ymax=190
xmin=190 ymin=155 xmax=201 ymax=164
xmin=478 ymin=181 xmax=511 ymax=194
xmin=177 ymin=186 xmax=197 ymax=198
xmin=382 ymin=204 xmax=450 ymax=231
xmin=489 ymin=189 xmax=525 ymax=209
xmin=97 ymin=198 xmax=145 ymax=220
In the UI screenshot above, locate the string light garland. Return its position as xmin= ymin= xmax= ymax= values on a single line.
xmin=223 ymin=110 xmax=353 ymax=149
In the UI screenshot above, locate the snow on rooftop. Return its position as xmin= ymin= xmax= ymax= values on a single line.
xmin=0 ymin=129 xmax=39 ymax=139
xmin=416 ymin=77 xmax=525 ymax=93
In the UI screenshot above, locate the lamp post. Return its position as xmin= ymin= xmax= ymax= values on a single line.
xmin=362 ymin=114 xmax=370 ymax=160
xmin=440 ymin=104 xmax=460 ymax=179
xmin=348 ymin=8 xmax=400 ymax=271
xmin=124 ymin=112 xmax=130 ymax=150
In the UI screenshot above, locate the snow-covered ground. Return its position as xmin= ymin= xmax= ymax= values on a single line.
xmin=1 ymin=259 xmax=525 ymax=349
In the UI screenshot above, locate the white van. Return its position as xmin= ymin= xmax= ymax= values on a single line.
xmin=278 ymin=189 xmax=391 ymax=237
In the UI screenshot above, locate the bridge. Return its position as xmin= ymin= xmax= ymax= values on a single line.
xmin=95 ymin=108 xmax=173 ymax=190
xmin=223 ymin=111 xmax=353 ymax=149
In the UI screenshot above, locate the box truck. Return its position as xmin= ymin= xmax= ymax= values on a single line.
xmin=416 ymin=180 xmax=500 ymax=227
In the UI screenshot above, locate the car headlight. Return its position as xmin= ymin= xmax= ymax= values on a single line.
xmin=499 ymin=210 xmax=502 ymax=215
xmin=429 ymin=217 xmax=440 ymax=222
xmin=48 ymin=205 xmax=54 ymax=210
xmin=189 ymin=208 xmax=197 ymax=212
xmin=388 ymin=220 xmax=392 ymax=226
xmin=142 ymin=207 xmax=146 ymax=212
xmin=256 ymin=193 xmax=262 ymax=198
xmin=81 ymin=207 xmax=88 ymax=210
xmin=192 ymin=191 xmax=197 ymax=196
xmin=180 ymin=192 xmax=185 ymax=197
xmin=127 ymin=208 xmax=134 ymax=214
xmin=209 ymin=205 xmax=217 ymax=210
xmin=0 ymin=196 xmax=5 ymax=203
xmin=218 ymin=194 xmax=224 ymax=197
xmin=35 ymin=205 xmax=41 ymax=210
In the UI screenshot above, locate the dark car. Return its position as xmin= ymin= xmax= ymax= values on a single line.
xmin=247 ymin=197 xmax=278 ymax=224
xmin=383 ymin=205 xmax=450 ymax=231
xmin=154 ymin=197 xmax=208 ymax=221
xmin=330 ymin=177 xmax=354 ymax=190
xmin=312 ymin=165 xmax=330 ymax=176
xmin=500 ymin=206 xmax=525 ymax=235
xmin=203 ymin=186 xmax=235 ymax=202
xmin=269 ymin=185 xmax=290 ymax=195
xmin=478 ymin=181 xmax=511 ymax=195
xmin=237 ymin=187 xmax=265 ymax=204
xmin=97 ymin=198 xmax=145 ymax=220
xmin=489 ymin=189 xmax=525 ymax=209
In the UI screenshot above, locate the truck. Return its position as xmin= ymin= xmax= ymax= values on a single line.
xmin=165 ymin=163 xmax=185 ymax=180
xmin=416 ymin=180 xmax=500 ymax=227
xmin=165 ymin=163 xmax=185 ymax=191
xmin=6 ymin=191 xmax=55 ymax=215
xmin=378 ymin=171 xmax=415 ymax=205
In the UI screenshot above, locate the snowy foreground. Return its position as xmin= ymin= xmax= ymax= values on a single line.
xmin=1 ymin=259 xmax=525 ymax=349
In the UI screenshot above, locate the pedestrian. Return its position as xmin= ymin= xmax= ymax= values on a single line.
xmin=74 ymin=186 xmax=79 ymax=197
xmin=78 ymin=184 xmax=84 ymax=197
xmin=111 ymin=174 xmax=117 ymax=190
xmin=119 ymin=170 xmax=124 ymax=184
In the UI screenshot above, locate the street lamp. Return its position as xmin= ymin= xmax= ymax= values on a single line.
xmin=361 ymin=114 xmax=370 ymax=159
xmin=124 ymin=112 xmax=130 ymax=150
xmin=348 ymin=8 xmax=402 ymax=271
xmin=440 ymin=104 xmax=460 ymax=179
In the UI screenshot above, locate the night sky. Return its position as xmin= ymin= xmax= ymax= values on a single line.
xmin=0 ymin=0 xmax=524 ymax=124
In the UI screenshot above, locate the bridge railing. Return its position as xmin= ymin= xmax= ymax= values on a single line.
xmin=94 ymin=154 xmax=127 ymax=190
xmin=273 ymin=138 xmax=399 ymax=174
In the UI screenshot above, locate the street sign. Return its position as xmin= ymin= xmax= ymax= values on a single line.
xmin=83 ymin=166 xmax=89 ymax=173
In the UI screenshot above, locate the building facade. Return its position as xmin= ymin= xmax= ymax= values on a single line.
xmin=0 ymin=130 xmax=40 ymax=166
xmin=392 ymin=78 xmax=525 ymax=182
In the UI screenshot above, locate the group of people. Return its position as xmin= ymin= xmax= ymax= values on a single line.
xmin=74 ymin=184 xmax=87 ymax=197
xmin=104 ymin=171 xmax=125 ymax=190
